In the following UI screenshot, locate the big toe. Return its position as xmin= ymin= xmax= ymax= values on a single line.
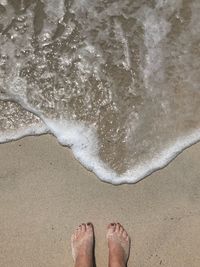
xmin=107 ymin=223 xmax=116 ymax=236
xmin=86 ymin=222 xmax=94 ymax=232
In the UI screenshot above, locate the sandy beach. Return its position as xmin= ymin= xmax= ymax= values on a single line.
xmin=0 ymin=134 xmax=200 ymax=267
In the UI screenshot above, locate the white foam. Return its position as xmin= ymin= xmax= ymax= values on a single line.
xmin=114 ymin=19 xmax=131 ymax=70
xmin=41 ymin=118 xmax=200 ymax=185
xmin=0 ymin=0 xmax=7 ymax=6
xmin=0 ymin=123 xmax=48 ymax=143
xmin=137 ymin=7 xmax=171 ymax=92
xmin=1 ymin=107 xmax=200 ymax=184
xmin=41 ymin=0 xmax=65 ymax=22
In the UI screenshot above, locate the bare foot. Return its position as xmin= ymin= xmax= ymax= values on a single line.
xmin=107 ymin=223 xmax=130 ymax=267
xmin=71 ymin=223 xmax=94 ymax=267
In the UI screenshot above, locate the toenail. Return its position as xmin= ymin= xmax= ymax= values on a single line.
xmin=111 ymin=223 xmax=115 ymax=226
xmin=87 ymin=222 xmax=91 ymax=225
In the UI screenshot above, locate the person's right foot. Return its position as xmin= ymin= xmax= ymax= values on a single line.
xmin=107 ymin=223 xmax=130 ymax=267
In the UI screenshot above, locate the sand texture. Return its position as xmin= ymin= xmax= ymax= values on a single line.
xmin=0 ymin=135 xmax=200 ymax=267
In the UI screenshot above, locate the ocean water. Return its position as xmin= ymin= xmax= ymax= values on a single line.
xmin=0 ymin=0 xmax=200 ymax=184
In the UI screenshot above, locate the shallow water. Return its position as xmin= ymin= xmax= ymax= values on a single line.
xmin=0 ymin=0 xmax=200 ymax=184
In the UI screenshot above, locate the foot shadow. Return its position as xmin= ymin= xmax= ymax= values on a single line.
xmin=93 ymin=235 xmax=97 ymax=267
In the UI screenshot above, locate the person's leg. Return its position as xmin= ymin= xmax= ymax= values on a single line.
xmin=71 ymin=223 xmax=94 ymax=267
xmin=107 ymin=223 xmax=130 ymax=267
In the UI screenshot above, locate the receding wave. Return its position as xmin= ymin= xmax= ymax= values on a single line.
xmin=0 ymin=0 xmax=200 ymax=184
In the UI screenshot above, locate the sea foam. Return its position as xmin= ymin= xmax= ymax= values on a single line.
xmin=37 ymin=119 xmax=200 ymax=184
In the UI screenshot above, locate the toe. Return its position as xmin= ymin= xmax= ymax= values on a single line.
xmin=122 ymin=230 xmax=128 ymax=239
xmin=86 ymin=222 xmax=93 ymax=232
xmin=126 ymin=235 xmax=130 ymax=243
xmin=81 ymin=223 xmax=86 ymax=232
xmin=107 ymin=223 xmax=116 ymax=236
xmin=75 ymin=230 xmax=79 ymax=239
xmin=108 ymin=223 xmax=116 ymax=231
xmin=115 ymin=223 xmax=121 ymax=232
xmin=71 ymin=233 xmax=75 ymax=242
xmin=119 ymin=224 xmax=124 ymax=235
xmin=75 ymin=225 xmax=82 ymax=236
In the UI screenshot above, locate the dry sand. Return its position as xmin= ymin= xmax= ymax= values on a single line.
xmin=0 ymin=134 xmax=200 ymax=267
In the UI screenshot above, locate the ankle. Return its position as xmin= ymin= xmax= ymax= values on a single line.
xmin=109 ymin=262 xmax=126 ymax=267
xmin=75 ymin=258 xmax=93 ymax=267
xmin=109 ymin=256 xmax=126 ymax=267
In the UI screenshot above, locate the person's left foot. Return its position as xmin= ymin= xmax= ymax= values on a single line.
xmin=71 ymin=223 xmax=94 ymax=267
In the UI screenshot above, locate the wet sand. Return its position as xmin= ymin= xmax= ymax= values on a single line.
xmin=0 ymin=135 xmax=200 ymax=267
